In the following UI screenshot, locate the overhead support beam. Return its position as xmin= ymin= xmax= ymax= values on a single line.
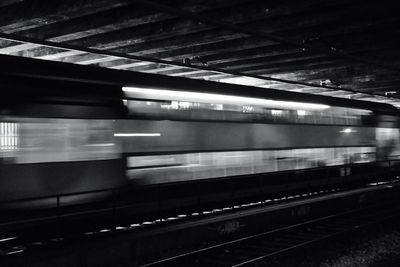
xmin=0 ymin=43 xmax=41 ymax=53
xmin=0 ymin=0 xmax=24 ymax=8
xmin=0 ymin=0 xmax=134 ymax=34
xmin=35 ymin=50 xmax=86 ymax=60
xmin=130 ymin=0 xmax=400 ymax=73
xmin=0 ymin=33 xmax=399 ymax=104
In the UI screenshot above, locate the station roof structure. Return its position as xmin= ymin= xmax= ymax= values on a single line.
xmin=0 ymin=0 xmax=399 ymax=107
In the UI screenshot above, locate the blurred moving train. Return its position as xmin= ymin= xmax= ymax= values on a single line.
xmin=1 ymin=54 xmax=400 ymax=207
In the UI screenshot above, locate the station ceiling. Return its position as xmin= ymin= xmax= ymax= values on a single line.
xmin=0 ymin=0 xmax=399 ymax=107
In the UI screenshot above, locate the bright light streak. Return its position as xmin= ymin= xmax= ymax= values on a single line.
xmin=297 ymin=110 xmax=306 ymax=116
xmin=85 ymin=143 xmax=115 ymax=147
xmin=340 ymin=128 xmax=357 ymax=133
xmin=7 ymin=249 xmax=24 ymax=255
xmin=0 ymin=237 xmax=16 ymax=242
xmin=114 ymin=133 xmax=161 ymax=137
xmin=122 ymin=87 xmax=330 ymax=110
xmin=271 ymin=109 xmax=283 ymax=115
xmin=385 ymin=91 xmax=397 ymax=96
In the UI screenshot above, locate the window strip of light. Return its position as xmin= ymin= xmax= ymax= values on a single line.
xmin=114 ymin=133 xmax=161 ymax=137
xmin=122 ymin=87 xmax=331 ymax=110
xmin=0 ymin=237 xmax=16 ymax=243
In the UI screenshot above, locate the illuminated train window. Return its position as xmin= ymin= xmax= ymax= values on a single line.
xmin=0 ymin=122 xmax=18 ymax=150
xmin=122 ymin=88 xmax=372 ymax=125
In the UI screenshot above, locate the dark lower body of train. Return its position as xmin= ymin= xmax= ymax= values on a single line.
xmin=1 ymin=53 xmax=400 ymax=213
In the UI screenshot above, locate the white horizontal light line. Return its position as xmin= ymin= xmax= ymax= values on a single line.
xmin=85 ymin=143 xmax=115 ymax=147
xmin=340 ymin=128 xmax=357 ymax=133
xmin=122 ymin=87 xmax=330 ymax=110
xmin=7 ymin=249 xmax=24 ymax=255
xmin=0 ymin=237 xmax=16 ymax=243
xmin=114 ymin=133 xmax=161 ymax=137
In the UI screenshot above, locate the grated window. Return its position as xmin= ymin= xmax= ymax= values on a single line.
xmin=0 ymin=122 xmax=18 ymax=150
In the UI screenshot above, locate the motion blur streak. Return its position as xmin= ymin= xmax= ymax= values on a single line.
xmin=114 ymin=133 xmax=161 ymax=137
xmin=122 ymin=87 xmax=330 ymax=110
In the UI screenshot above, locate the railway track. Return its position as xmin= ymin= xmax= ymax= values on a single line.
xmin=0 ymin=186 xmax=341 ymax=257
xmin=1 ymin=181 xmax=399 ymax=266
xmin=142 ymin=204 xmax=400 ymax=267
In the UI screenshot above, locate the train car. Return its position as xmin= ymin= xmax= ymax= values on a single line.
xmin=120 ymin=87 xmax=378 ymax=184
xmin=115 ymin=87 xmax=400 ymax=213
xmin=0 ymin=67 xmax=126 ymax=206
xmin=1 ymin=54 xmax=400 ymax=212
